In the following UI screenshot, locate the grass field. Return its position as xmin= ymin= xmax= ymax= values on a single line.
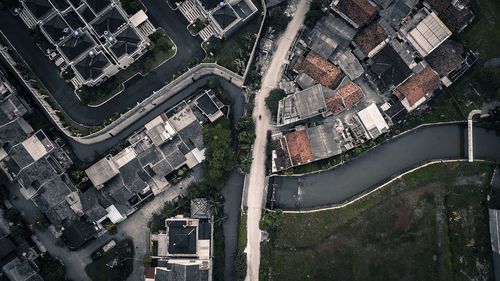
xmin=260 ymin=162 xmax=495 ymax=281
xmin=85 ymin=238 xmax=135 ymax=281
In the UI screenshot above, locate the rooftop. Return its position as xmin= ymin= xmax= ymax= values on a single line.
xmin=368 ymin=44 xmax=413 ymax=92
xmin=353 ymin=21 xmax=388 ymax=56
xmin=394 ymin=67 xmax=441 ymax=110
xmin=277 ymin=84 xmax=327 ymax=126
xmin=357 ymin=103 xmax=389 ymax=139
xmin=337 ymin=81 xmax=365 ymax=108
xmin=85 ymin=156 xmax=119 ymax=187
xmin=74 ymin=52 xmax=112 ymax=81
xmin=191 ymin=198 xmax=211 ymax=219
xmin=90 ymin=7 xmax=127 ymax=36
xmin=285 ymin=129 xmax=314 ymax=166
xmin=306 ymin=124 xmax=342 ymax=160
xmin=332 ymin=49 xmax=364 ymax=80
xmin=2 ymin=258 xmax=42 ymax=281
xmin=425 ymin=0 xmax=452 ymax=13
xmin=333 ymin=0 xmax=377 ymax=27
xmin=212 ymin=4 xmax=238 ymax=30
xmin=405 ymin=11 xmax=452 ymax=57
xmin=294 ymin=52 xmax=345 ymax=89
xmin=439 ymin=5 xmax=474 ymax=34
xmin=426 ymin=40 xmax=465 ymax=77
xmin=167 ymin=219 xmax=198 ymax=255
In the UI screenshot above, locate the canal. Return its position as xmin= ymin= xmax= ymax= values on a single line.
xmin=269 ymin=124 xmax=500 ymax=210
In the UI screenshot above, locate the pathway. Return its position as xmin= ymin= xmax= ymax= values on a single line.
xmin=244 ymin=1 xmax=310 ymax=280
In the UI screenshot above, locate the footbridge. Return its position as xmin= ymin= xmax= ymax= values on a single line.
xmin=468 ymin=109 xmax=486 ymax=162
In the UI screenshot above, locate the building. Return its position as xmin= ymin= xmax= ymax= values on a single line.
xmin=293 ymin=51 xmax=346 ymax=89
xmin=367 ymin=44 xmax=413 ymax=93
xmin=277 ymin=84 xmax=327 ymax=127
xmin=178 ymin=0 xmax=258 ymax=41
xmin=402 ymin=9 xmax=452 ymax=57
xmin=306 ymin=14 xmax=356 ymax=59
xmin=425 ymin=39 xmax=476 ymax=86
xmin=146 ymin=199 xmax=212 ymax=281
xmin=378 ymin=0 xmax=419 ymax=28
xmin=271 ymin=123 xmax=343 ymax=172
xmin=85 ymin=93 xmax=224 ymax=223
xmin=331 ymin=49 xmax=364 ymax=80
xmin=393 ymin=67 xmax=441 ymax=112
xmin=1 ymin=257 xmax=43 ymax=281
xmin=353 ymin=20 xmax=388 ymax=58
xmin=330 ymin=0 xmax=377 ymax=28
xmin=18 ymin=0 xmax=155 ymax=89
xmin=356 ymin=103 xmax=389 ymax=139
xmin=439 ymin=3 xmax=474 ymax=34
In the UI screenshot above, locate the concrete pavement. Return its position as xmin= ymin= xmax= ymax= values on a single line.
xmin=244 ymin=1 xmax=310 ymax=280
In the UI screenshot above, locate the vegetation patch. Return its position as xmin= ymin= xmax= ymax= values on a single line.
xmin=203 ymin=15 xmax=261 ymax=75
xmin=260 ymin=162 xmax=495 ymax=281
xmin=265 ymin=89 xmax=286 ymax=117
xmin=188 ymin=18 xmax=209 ymax=35
xmin=120 ymin=0 xmax=144 ymax=15
xmin=85 ymin=238 xmax=135 ymax=281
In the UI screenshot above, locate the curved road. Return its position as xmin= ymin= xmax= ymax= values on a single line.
xmin=0 ymin=0 xmax=203 ymax=126
xmin=270 ymin=124 xmax=500 ymax=210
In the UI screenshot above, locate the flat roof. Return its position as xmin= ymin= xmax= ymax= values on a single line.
xmin=277 ymin=84 xmax=326 ymax=125
xmin=85 ymin=156 xmax=119 ymax=186
xmin=357 ymin=103 xmax=389 ymax=139
xmin=406 ymin=12 xmax=451 ymax=57
xmin=129 ymin=10 xmax=148 ymax=27
xmin=306 ymin=124 xmax=342 ymax=160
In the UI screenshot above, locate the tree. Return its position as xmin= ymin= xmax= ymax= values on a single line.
xmin=203 ymin=122 xmax=235 ymax=185
xmin=265 ymin=89 xmax=287 ymax=116
xmin=38 ymin=254 xmax=66 ymax=281
xmin=105 ymin=222 xmax=118 ymax=235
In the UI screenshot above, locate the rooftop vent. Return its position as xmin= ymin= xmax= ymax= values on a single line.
xmin=73 ymin=30 xmax=81 ymax=37
xmin=89 ymin=50 xmax=96 ymax=58
xmin=104 ymin=30 xmax=110 ymax=36
xmin=63 ymin=27 xmax=70 ymax=34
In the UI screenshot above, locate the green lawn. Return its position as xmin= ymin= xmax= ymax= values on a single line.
xmin=85 ymin=238 xmax=135 ymax=281
xmin=77 ymin=29 xmax=175 ymax=105
xmin=260 ymin=162 xmax=495 ymax=281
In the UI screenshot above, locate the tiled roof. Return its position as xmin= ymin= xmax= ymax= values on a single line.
xmin=335 ymin=0 xmax=377 ymax=27
xmin=425 ymin=0 xmax=452 ymax=13
xmin=394 ymin=67 xmax=440 ymax=106
xmin=353 ymin=21 xmax=387 ymax=56
xmin=294 ymin=52 xmax=345 ymax=89
xmin=285 ymin=130 xmax=314 ymax=166
xmin=439 ymin=5 xmax=474 ymax=34
xmin=325 ymin=95 xmax=345 ymax=115
xmin=337 ymin=82 xmax=364 ymax=108
xmin=426 ymin=40 xmax=465 ymax=76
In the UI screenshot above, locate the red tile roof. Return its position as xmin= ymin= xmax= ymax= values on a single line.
xmin=426 ymin=0 xmax=452 ymax=13
xmin=353 ymin=21 xmax=387 ymax=56
xmin=285 ymin=130 xmax=314 ymax=166
xmin=294 ymin=52 xmax=345 ymax=89
xmin=394 ymin=68 xmax=440 ymax=107
xmin=335 ymin=0 xmax=377 ymax=27
xmin=144 ymin=267 xmax=155 ymax=279
xmin=325 ymin=95 xmax=346 ymax=115
xmin=338 ymin=82 xmax=365 ymax=108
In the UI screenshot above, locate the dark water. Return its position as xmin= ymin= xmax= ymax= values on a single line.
xmin=270 ymin=124 xmax=500 ymax=210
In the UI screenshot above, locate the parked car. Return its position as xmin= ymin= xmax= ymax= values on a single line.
xmin=91 ymin=240 xmax=116 ymax=261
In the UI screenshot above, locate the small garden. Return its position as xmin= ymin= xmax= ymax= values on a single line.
xmin=188 ymin=18 xmax=209 ymax=35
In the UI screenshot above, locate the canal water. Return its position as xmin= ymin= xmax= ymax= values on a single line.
xmin=270 ymin=124 xmax=500 ymax=210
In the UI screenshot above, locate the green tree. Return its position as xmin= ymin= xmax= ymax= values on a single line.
xmin=265 ymin=89 xmax=287 ymax=116
xmin=203 ymin=122 xmax=235 ymax=185
xmin=38 ymin=254 xmax=66 ymax=281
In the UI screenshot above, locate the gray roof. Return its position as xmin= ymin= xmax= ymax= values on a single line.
xmin=31 ymin=175 xmax=74 ymax=212
xmin=332 ymin=49 xmax=364 ymax=80
xmin=167 ymin=220 xmax=197 ymax=255
xmin=110 ymin=26 xmax=141 ymax=58
xmin=0 ymin=94 xmax=29 ymax=126
xmin=212 ymin=5 xmax=238 ymax=30
xmin=306 ymin=124 xmax=342 ymax=160
xmin=58 ymin=31 xmax=96 ymax=62
xmin=177 ymin=122 xmax=204 ymax=151
xmin=2 ymin=258 xmax=42 ymax=281
xmin=155 ymin=264 xmax=209 ymax=281
xmin=91 ymin=7 xmax=127 ymax=36
xmin=74 ymin=52 xmax=111 ymax=80
xmin=190 ymin=198 xmax=211 ymax=219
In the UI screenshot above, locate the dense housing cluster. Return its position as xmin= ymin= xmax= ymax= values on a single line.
xmin=177 ymin=0 xmax=258 ymax=41
xmin=271 ymin=0 xmax=477 ymax=171
xmin=16 ymin=0 xmax=155 ymax=89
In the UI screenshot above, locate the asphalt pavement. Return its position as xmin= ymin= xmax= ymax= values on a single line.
xmin=0 ymin=1 xmax=203 ymax=126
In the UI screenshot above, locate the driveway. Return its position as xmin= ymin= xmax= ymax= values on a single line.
xmin=0 ymin=3 xmax=203 ymax=127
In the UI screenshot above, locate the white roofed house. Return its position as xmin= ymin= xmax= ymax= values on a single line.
xmin=356 ymin=103 xmax=389 ymax=139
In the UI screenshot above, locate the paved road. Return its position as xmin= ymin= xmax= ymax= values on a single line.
xmin=270 ymin=124 xmax=500 ymax=210
xmin=244 ymin=1 xmax=310 ymax=280
xmin=0 ymin=1 xmax=203 ymax=126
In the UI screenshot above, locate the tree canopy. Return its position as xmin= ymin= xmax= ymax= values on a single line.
xmin=265 ymin=89 xmax=287 ymax=116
